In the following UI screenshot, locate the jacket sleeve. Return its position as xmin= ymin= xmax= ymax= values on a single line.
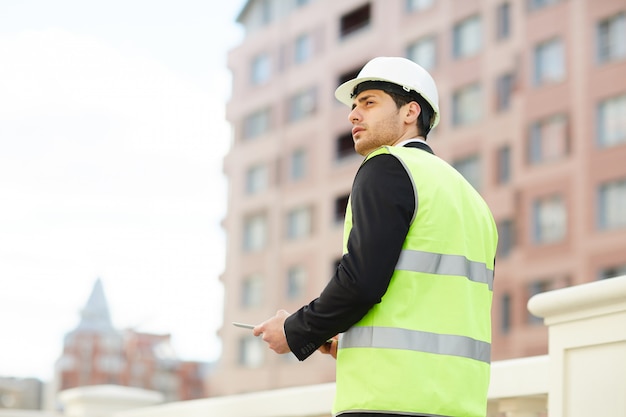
xmin=284 ymin=153 xmax=416 ymax=360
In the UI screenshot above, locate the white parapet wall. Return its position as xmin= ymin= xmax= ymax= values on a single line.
xmin=528 ymin=275 xmax=626 ymax=417
xmin=114 ymin=383 xmax=335 ymax=417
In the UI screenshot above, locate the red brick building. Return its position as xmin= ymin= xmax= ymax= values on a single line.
xmin=55 ymin=279 xmax=207 ymax=402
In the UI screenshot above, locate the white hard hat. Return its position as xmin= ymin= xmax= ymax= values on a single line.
xmin=335 ymin=56 xmax=440 ymax=129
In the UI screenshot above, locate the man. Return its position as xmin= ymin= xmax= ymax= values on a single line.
xmin=253 ymin=56 xmax=498 ymax=417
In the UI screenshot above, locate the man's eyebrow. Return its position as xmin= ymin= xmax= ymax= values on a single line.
xmin=351 ymin=94 xmax=376 ymax=110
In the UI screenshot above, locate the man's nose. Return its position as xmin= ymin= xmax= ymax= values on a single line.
xmin=349 ymin=108 xmax=360 ymax=123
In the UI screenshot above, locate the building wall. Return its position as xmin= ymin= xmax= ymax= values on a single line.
xmin=211 ymin=0 xmax=626 ymax=396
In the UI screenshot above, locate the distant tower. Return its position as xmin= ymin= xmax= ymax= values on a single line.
xmin=54 ymin=278 xmax=124 ymax=391
xmin=75 ymin=278 xmax=115 ymax=332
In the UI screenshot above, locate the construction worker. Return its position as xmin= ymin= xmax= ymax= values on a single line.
xmin=254 ymin=56 xmax=498 ymax=417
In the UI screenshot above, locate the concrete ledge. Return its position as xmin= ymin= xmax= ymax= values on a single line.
xmin=59 ymin=385 xmax=163 ymax=417
xmin=528 ymin=275 xmax=626 ymax=324
xmin=59 ymin=386 xmax=163 ymax=405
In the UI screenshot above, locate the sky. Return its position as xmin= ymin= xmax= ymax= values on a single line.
xmin=0 ymin=0 xmax=247 ymax=380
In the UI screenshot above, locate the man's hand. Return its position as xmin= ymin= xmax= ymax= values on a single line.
xmin=318 ymin=336 xmax=338 ymax=359
xmin=253 ymin=310 xmax=291 ymax=354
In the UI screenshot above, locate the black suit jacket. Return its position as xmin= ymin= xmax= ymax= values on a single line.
xmin=284 ymin=141 xmax=434 ymax=360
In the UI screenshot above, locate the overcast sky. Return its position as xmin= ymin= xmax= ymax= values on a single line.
xmin=0 ymin=0 xmax=246 ymax=380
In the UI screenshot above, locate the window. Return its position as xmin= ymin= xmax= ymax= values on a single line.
xmin=496 ymin=72 xmax=514 ymax=112
xmin=453 ymin=154 xmax=482 ymax=191
xmin=287 ymin=87 xmax=316 ymax=122
xmin=290 ymin=148 xmax=307 ymax=181
xmin=336 ymin=132 xmax=356 ymax=160
xmin=496 ymin=2 xmax=511 ymax=40
xmin=406 ymin=0 xmax=434 ymax=12
xmin=245 ymin=164 xmax=268 ymax=195
xmin=527 ymin=0 xmax=562 ymax=12
xmin=501 ymin=293 xmax=511 ymax=333
xmin=597 ymin=93 xmax=626 ymax=148
xmin=238 ymin=336 xmax=264 ymax=367
xmin=334 ymin=193 xmax=350 ymax=224
xmin=243 ymin=107 xmax=271 ymax=140
xmin=598 ymin=178 xmax=626 ymax=230
xmin=338 ymin=67 xmax=361 ymax=86
xmin=243 ymin=213 xmax=267 ymax=251
xmin=241 ymin=274 xmax=263 ymax=308
xmin=532 ymin=194 xmax=566 ymax=244
xmin=598 ymin=263 xmax=626 ymax=280
xmin=496 ymin=145 xmax=512 ymax=185
xmin=286 ymin=206 xmax=312 ymax=239
xmin=527 ymin=280 xmax=551 ymax=324
xmin=597 ymin=12 xmax=626 ymax=63
xmin=534 ymin=38 xmax=565 ymax=85
xmin=406 ymin=35 xmax=437 ymax=71
xmin=452 ymin=83 xmax=482 ymax=126
xmin=294 ymin=33 xmax=313 ymax=64
xmin=286 ymin=266 xmax=307 ymax=299
xmin=259 ymin=0 xmax=272 ymax=25
xmin=528 ymin=114 xmax=569 ymax=164
xmin=497 ymin=219 xmax=515 ymax=257
xmin=250 ymin=53 xmax=271 ymax=85
xmin=340 ymin=3 xmax=371 ymax=38
xmin=453 ymin=15 xmax=482 ymax=59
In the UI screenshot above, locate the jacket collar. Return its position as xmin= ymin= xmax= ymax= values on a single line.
xmin=401 ymin=140 xmax=434 ymax=155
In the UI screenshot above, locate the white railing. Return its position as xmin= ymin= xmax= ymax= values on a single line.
xmin=3 ymin=275 xmax=624 ymax=417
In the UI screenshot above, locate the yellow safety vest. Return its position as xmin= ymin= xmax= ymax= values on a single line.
xmin=334 ymin=146 xmax=498 ymax=417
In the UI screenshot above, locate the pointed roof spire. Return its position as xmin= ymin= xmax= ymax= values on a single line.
xmin=76 ymin=277 xmax=114 ymax=332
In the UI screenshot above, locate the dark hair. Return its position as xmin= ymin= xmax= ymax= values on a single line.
xmin=352 ymin=81 xmax=435 ymax=138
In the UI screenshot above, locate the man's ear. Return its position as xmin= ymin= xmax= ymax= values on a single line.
xmin=404 ymin=101 xmax=421 ymax=125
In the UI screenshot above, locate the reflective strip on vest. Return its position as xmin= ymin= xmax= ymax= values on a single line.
xmin=396 ymin=249 xmax=494 ymax=291
xmin=341 ymin=326 xmax=491 ymax=364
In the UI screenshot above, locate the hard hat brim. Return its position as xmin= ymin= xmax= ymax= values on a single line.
xmin=334 ymin=76 xmax=397 ymax=107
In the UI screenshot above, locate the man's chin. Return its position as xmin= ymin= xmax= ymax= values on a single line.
xmin=354 ymin=143 xmax=370 ymax=156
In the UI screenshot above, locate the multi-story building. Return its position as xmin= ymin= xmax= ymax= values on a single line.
xmin=54 ymin=279 xmax=207 ymax=402
xmin=211 ymin=0 xmax=626 ymax=396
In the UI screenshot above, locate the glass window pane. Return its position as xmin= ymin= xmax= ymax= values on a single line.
xmin=287 ymin=266 xmax=307 ymax=299
xmin=406 ymin=0 xmax=434 ymax=12
xmin=251 ymin=53 xmax=271 ymax=85
xmin=534 ymin=38 xmax=565 ymax=85
xmin=454 ymin=15 xmax=482 ymax=58
xmin=598 ymin=93 xmax=626 ymax=148
xmin=407 ymin=35 xmax=436 ymax=70
xmin=287 ymin=207 xmax=312 ymax=239
xmin=290 ymin=148 xmax=307 ymax=180
xmin=453 ymin=154 xmax=482 ymax=191
xmin=244 ymin=214 xmax=267 ymax=251
xmin=453 ymin=83 xmax=482 ymax=126
xmin=532 ymin=195 xmax=567 ymax=243
xmin=598 ymin=178 xmax=626 ymax=230
xmin=294 ymin=33 xmax=312 ymax=64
